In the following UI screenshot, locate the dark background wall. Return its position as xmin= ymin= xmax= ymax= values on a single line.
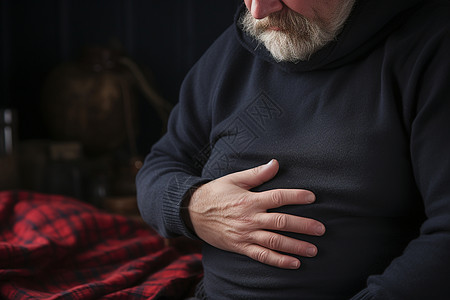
xmin=1 ymin=0 xmax=241 ymax=147
xmin=0 ymin=0 xmax=242 ymax=202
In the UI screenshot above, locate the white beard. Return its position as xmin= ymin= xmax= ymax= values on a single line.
xmin=240 ymin=1 xmax=355 ymax=62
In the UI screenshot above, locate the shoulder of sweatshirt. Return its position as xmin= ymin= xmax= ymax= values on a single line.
xmin=385 ymin=0 xmax=450 ymax=78
xmin=186 ymin=25 xmax=250 ymax=78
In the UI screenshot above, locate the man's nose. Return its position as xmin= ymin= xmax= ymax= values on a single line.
xmin=248 ymin=0 xmax=284 ymax=19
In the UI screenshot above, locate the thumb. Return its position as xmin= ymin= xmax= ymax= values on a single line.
xmin=228 ymin=159 xmax=279 ymax=190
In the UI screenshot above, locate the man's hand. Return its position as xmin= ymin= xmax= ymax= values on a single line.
xmin=187 ymin=159 xmax=325 ymax=269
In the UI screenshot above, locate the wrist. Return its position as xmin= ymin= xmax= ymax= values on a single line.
xmin=181 ymin=184 xmax=204 ymax=234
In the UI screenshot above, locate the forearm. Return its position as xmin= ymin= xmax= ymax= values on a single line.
xmin=136 ymin=153 xmax=209 ymax=238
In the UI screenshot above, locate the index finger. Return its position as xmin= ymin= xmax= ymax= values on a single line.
xmin=258 ymin=189 xmax=316 ymax=210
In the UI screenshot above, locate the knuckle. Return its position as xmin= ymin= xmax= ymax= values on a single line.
xmin=297 ymin=219 xmax=310 ymax=233
xmin=255 ymin=248 xmax=270 ymax=263
xmin=236 ymin=194 xmax=252 ymax=208
xmin=234 ymin=196 xmax=254 ymax=216
xmin=294 ymin=242 xmax=308 ymax=254
xmin=233 ymin=221 xmax=254 ymax=240
xmin=267 ymin=234 xmax=281 ymax=249
xmin=270 ymin=190 xmax=284 ymax=207
xmin=299 ymin=220 xmax=314 ymax=233
xmin=240 ymin=231 xmax=253 ymax=243
xmin=274 ymin=214 xmax=288 ymax=230
xmin=276 ymin=256 xmax=289 ymax=268
xmin=251 ymin=165 xmax=261 ymax=176
xmin=296 ymin=218 xmax=316 ymax=234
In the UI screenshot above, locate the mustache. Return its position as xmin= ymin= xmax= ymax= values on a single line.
xmin=252 ymin=9 xmax=312 ymax=34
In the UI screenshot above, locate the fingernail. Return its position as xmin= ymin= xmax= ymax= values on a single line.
xmin=290 ymin=260 xmax=300 ymax=269
xmin=307 ymin=247 xmax=317 ymax=257
xmin=306 ymin=194 xmax=315 ymax=203
xmin=266 ymin=159 xmax=275 ymax=166
xmin=315 ymin=224 xmax=325 ymax=235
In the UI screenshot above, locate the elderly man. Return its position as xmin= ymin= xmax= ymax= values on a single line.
xmin=137 ymin=0 xmax=450 ymax=299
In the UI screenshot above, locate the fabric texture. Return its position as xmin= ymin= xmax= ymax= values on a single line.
xmin=0 ymin=190 xmax=202 ymax=300
xmin=136 ymin=0 xmax=450 ymax=299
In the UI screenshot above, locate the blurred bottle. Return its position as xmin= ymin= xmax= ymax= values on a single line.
xmin=0 ymin=109 xmax=19 ymax=189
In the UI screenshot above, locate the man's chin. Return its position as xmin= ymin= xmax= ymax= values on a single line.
xmin=258 ymin=34 xmax=309 ymax=62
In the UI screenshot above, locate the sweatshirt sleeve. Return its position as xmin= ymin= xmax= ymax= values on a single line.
xmin=351 ymin=25 xmax=450 ymax=300
xmin=136 ymin=27 xmax=238 ymax=240
xmin=136 ymin=55 xmax=215 ymax=239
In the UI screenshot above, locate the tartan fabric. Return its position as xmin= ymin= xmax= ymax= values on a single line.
xmin=0 ymin=190 xmax=202 ymax=300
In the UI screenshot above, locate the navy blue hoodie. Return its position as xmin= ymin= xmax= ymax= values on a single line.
xmin=137 ymin=0 xmax=450 ymax=299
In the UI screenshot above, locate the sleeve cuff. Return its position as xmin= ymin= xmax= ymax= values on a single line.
xmin=162 ymin=174 xmax=210 ymax=239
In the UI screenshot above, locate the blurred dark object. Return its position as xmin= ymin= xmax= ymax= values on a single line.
xmin=0 ymin=109 xmax=18 ymax=156
xmin=0 ymin=109 xmax=19 ymax=189
xmin=41 ymin=47 xmax=137 ymax=156
xmin=39 ymin=46 xmax=170 ymax=215
xmin=41 ymin=46 xmax=172 ymax=157
xmin=101 ymin=155 xmax=143 ymax=217
xmin=18 ymin=140 xmax=84 ymax=198
xmin=17 ymin=138 xmax=144 ymax=212
xmin=102 ymin=195 xmax=140 ymax=217
xmin=44 ymin=142 xmax=84 ymax=199
xmin=18 ymin=140 xmax=50 ymax=192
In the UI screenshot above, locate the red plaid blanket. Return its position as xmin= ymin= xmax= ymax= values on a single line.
xmin=0 ymin=191 xmax=202 ymax=300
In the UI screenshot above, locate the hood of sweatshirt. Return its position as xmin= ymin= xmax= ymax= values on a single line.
xmin=234 ymin=0 xmax=423 ymax=72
